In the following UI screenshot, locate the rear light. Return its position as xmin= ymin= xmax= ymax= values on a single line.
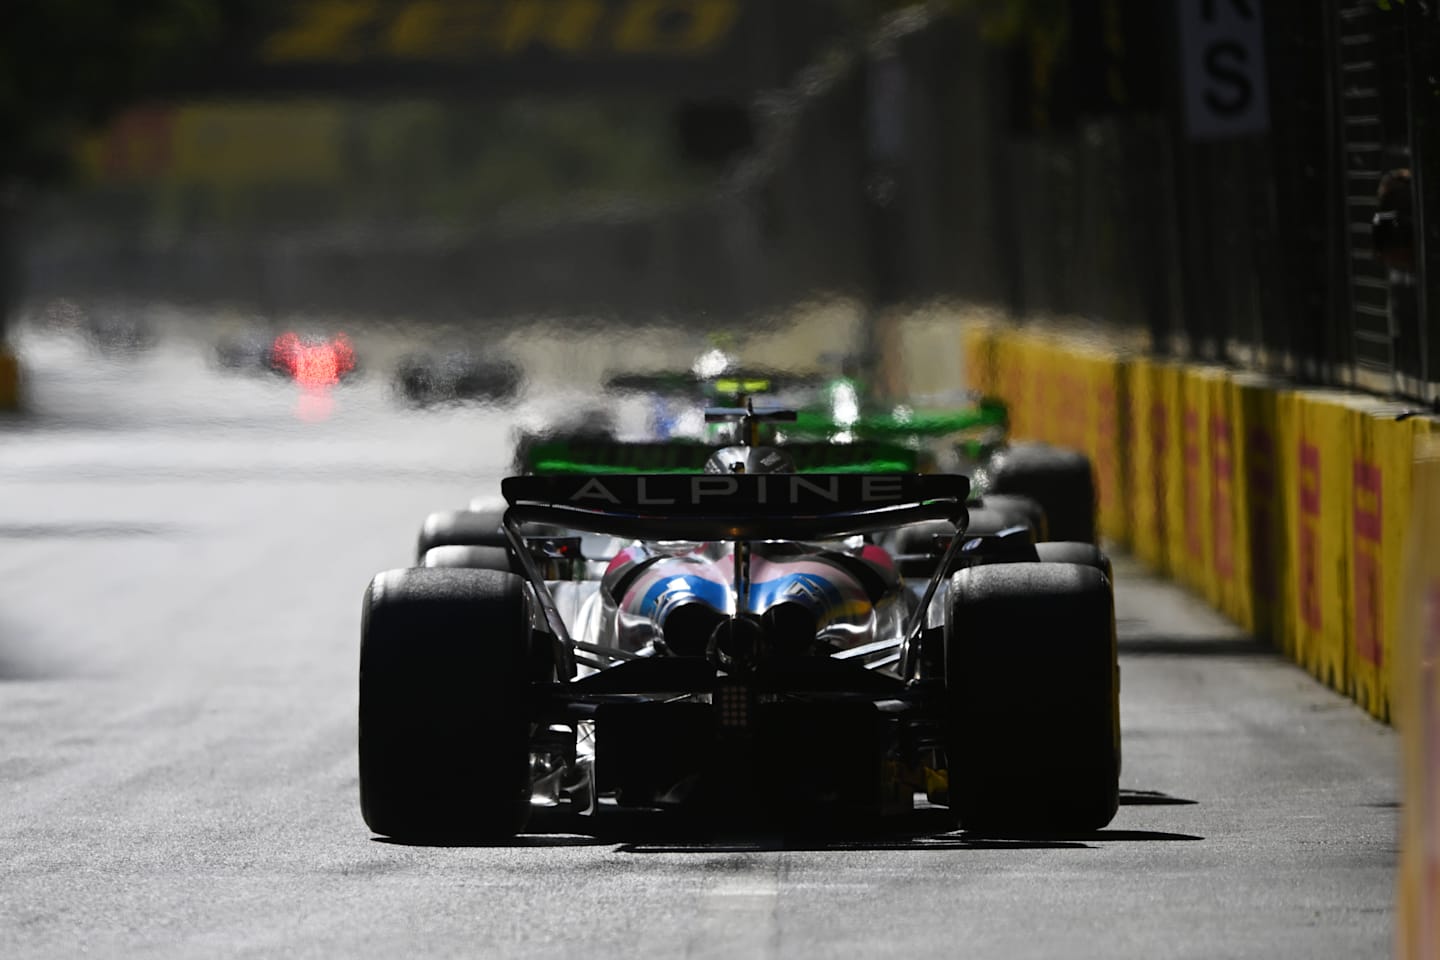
xmin=270 ymin=332 xmax=354 ymax=388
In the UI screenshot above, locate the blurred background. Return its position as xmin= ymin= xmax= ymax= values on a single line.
xmin=3 ymin=1 xmax=1439 ymax=406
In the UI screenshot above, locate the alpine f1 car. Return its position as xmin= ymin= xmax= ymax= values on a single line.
xmin=360 ymin=407 xmax=1120 ymax=841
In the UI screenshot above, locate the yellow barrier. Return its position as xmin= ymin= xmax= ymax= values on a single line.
xmin=1228 ymin=374 xmax=1286 ymax=642
xmin=961 ymin=324 xmax=996 ymax=397
xmin=958 ymin=321 xmax=1440 ymax=744
xmin=1201 ymin=370 xmax=1236 ymax=617
xmin=1345 ymin=402 xmax=1419 ymax=722
xmin=976 ymin=330 xmax=1131 ymax=547
xmin=989 ymin=333 xmax=1023 ymax=436
xmin=1049 ymin=341 xmax=1090 ymax=454
xmin=1178 ymin=368 xmax=1222 ymax=602
xmin=1160 ymin=363 xmax=1192 ymax=582
xmin=1126 ymin=357 xmax=1169 ymax=570
xmin=0 ymin=347 xmax=18 ymax=411
xmin=1083 ymin=350 xmax=1129 ymax=546
xmin=1281 ymin=392 xmax=1354 ymax=693
xmin=1397 ymin=434 xmax=1440 ymax=958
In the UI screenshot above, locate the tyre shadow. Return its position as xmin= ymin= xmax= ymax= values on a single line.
xmin=1119 ymin=789 xmax=1198 ymax=806
xmin=958 ymin=829 xmax=1204 ymax=843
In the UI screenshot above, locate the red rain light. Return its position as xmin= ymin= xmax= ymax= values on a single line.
xmin=270 ymin=332 xmax=356 ymax=388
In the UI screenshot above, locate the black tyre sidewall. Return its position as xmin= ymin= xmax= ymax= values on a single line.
xmin=360 ymin=568 xmax=532 ymax=841
xmin=944 ymin=562 xmax=1119 ymax=834
xmin=987 ymin=443 xmax=1097 ymax=543
xmin=977 ymin=493 xmax=1048 ymax=541
xmin=421 ymin=545 xmax=516 ymax=573
xmin=1034 ymin=541 xmax=1113 ymax=581
xmin=415 ymin=510 xmax=508 ymax=562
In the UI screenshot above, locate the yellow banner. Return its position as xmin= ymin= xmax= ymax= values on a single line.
xmin=1082 ymin=350 xmax=1128 ymax=546
xmin=262 ymin=0 xmax=742 ymax=63
xmin=1282 ymin=392 xmax=1353 ymax=690
xmin=1159 ymin=363 xmax=1189 ymax=580
xmin=1126 ymin=357 xmax=1169 ymax=570
xmin=1346 ymin=404 xmax=1418 ymax=721
xmin=960 ymin=323 xmax=996 ymax=397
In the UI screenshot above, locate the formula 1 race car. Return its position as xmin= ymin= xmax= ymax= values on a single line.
xmin=360 ymin=407 xmax=1119 ymax=841
xmin=392 ymin=350 xmax=524 ymax=408
xmin=215 ymin=330 xmax=359 ymax=387
xmin=514 ymin=367 xmax=1098 ymax=545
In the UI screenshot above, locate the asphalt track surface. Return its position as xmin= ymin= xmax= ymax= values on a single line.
xmin=0 ymin=331 xmax=1399 ymax=958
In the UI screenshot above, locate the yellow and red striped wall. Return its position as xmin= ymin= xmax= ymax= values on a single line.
xmin=963 ymin=322 xmax=1436 ymax=724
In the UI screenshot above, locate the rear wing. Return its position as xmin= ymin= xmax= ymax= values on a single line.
xmin=602 ymin=369 xmax=827 ymax=397
xmin=501 ymin=472 xmax=969 ymax=542
xmin=515 ymin=437 xmax=923 ymax=475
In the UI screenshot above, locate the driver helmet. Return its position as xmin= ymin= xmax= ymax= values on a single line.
xmin=703 ymin=445 xmax=795 ymax=475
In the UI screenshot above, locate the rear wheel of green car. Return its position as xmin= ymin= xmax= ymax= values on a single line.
xmin=987 ymin=443 xmax=1097 ymax=543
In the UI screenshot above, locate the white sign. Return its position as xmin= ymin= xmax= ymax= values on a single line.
xmin=1177 ymin=0 xmax=1271 ymax=140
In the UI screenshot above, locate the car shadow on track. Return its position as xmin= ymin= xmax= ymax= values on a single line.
xmin=372 ymin=805 xmax=1203 ymax=850
xmin=372 ymin=835 xmax=615 ymax=849
xmin=1119 ymin=788 xmax=1198 ymax=806
xmin=613 ymin=836 xmax=1089 ymax=854
xmin=612 ymin=827 xmax=1204 ymax=854
xmin=1118 ymin=635 xmax=1274 ymax=657
xmin=598 ymin=808 xmax=1092 ymax=853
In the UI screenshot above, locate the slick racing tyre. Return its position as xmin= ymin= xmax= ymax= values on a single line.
xmin=415 ymin=509 xmax=507 ymax=562
xmin=890 ymin=507 xmax=1027 ymax=557
xmin=1035 ymin=541 xmax=1112 ymax=581
xmin=987 ymin=443 xmax=1097 ymax=543
xmin=961 ymin=506 xmax=1035 ymax=540
xmin=945 ymin=562 xmax=1119 ymax=834
xmin=892 ymin=519 xmax=957 ymax=556
xmin=359 ymin=568 xmax=532 ymax=842
xmin=974 ymin=494 xmax=1047 ymax=542
xmin=421 ymin=545 xmax=516 ymax=573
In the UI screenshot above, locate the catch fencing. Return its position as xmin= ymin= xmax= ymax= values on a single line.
xmin=880 ymin=1 xmax=1440 ymax=408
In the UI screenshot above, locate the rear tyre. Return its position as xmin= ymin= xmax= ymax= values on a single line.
xmin=975 ymin=494 xmax=1047 ymax=541
xmin=422 ymin=545 xmax=516 ymax=573
xmin=415 ymin=509 xmax=507 ymax=562
xmin=890 ymin=507 xmax=1022 ymax=556
xmin=987 ymin=443 xmax=1097 ymax=543
xmin=359 ymin=568 xmax=532 ymax=841
xmin=945 ymin=562 xmax=1119 ymax=834
xmin=1035 ymin=541 xmax=1112 ymax=581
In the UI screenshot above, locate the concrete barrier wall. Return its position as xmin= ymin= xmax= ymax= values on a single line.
xmin=965 ymin=321 xmax=1438 ymax=725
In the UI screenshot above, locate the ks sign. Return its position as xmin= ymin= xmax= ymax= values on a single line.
xmin=1177 ymin=0 xmax=1271 ymax=140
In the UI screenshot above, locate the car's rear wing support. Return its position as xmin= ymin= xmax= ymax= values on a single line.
xmin=897 ymin=531 xmax=967 ymax=679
